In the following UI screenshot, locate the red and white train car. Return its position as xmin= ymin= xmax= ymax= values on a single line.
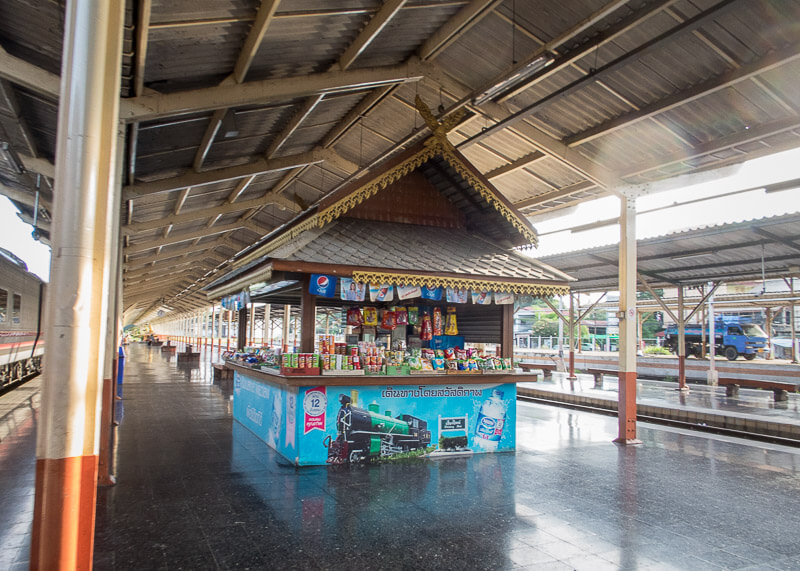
xmin=0 ymin=247 xmax=44 ymax=390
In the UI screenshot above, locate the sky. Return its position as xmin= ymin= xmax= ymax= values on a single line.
xmin=0 ymin=195 xmax=51 ymax=281
xmin=529 ymin=146 xmax=800 ymax=257
xmin=1 ymin=146 xmax=800 ymax=283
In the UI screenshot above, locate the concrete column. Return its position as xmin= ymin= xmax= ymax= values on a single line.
xmin=707 ymin=282 xmax=718 ymax=385
xmin=264 ymin=304 xmax=271 ymax=347
xmin=677 ymin=286 xmax=686 ymax=389
xmin=615 ymin=194 xmax=640 ymax=445
xmin=283 ymin=304 xmax=291 ymax=352
xmin=766 ymin=308 xmax=773 ymax=360
xmin=790 ymin=273 xmax=797 ymax=363
xmin=567 ymin=294 xmax=576 ymax=379
xmin=31 ymin=1 xmax=125 ymax=567
xmin=210 ymin=304 xmax=216 ymax=355
xmin=249 ymin=303 xmax=255 ymax=345
xmin=98 ymin=128 xmax=125 ymax=488
xmin=227 ymin=309 xmax=232 ymax=351
xmin=301 ymin=278 xmax=316 ymax=354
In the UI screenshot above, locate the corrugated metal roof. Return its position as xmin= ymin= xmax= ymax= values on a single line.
xmin=2 ymin=0 xmax=800 ymax=316
xmin=537 ymin=211 xmax=800 ymax=292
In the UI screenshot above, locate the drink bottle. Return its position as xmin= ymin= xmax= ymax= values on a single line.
xmin=474 ymin=389 xmax=507 ymax=450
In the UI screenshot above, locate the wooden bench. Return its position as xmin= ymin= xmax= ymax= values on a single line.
xmin=518 ymin=362 xmax=558 ymax=379
xmin=212 ymin=363 xmax=233 ymax=382
xmin=718 ymin=377 xmax=798 ymax=402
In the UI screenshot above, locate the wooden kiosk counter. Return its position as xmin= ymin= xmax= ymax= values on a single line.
xmin=205 ymin=108 xmax=572 ymax=466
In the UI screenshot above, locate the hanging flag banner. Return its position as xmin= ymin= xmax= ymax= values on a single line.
xmin=303 ymin=386 xmax=327 ymax=434
xmin=494 ymin=292 xmax=515 ymax=305
xmin=368 ymin=283 xmax=394 ymax=302
xmin=309 ymin=274 xmax=337 ymax=297
xmin=340 ymin=278 xmax=366 ymax=301
xmin=396 ymin=284 xmax=422 ymax=300
xmin=421 ymin=286 xmax=443 ymax=301
xmin=446 ymin=287 xmax=469 ymax=304
xmin=471 ymin=290 xmax=492 ymax=304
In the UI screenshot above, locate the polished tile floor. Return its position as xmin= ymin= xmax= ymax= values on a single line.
xmin=3 ymin=343 xmax=800 ymax=569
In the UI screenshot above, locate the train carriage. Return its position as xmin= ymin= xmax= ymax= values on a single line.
xmin=0 ymin=247 xmax=44 ymax=390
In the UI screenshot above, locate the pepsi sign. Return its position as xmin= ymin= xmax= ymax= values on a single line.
xmin=309 ymin=274 xmax=337 ymax=297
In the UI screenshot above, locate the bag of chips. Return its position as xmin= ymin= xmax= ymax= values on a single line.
xmin=445 ymin=306 xmax=458 ymax=335
xmin=363 ymin=306 xmax=378 ymax=326
xmin=433 ymin=307 xmax=443 ymax=336
xmin=381 ymin=310 xmax=397 ymax=330
xmin=420 ymin=311 xmax=433 ymax=341
xmin=395 ymin=306 xmax=408 ymax=325
xmin=346 ymin=307 xmax=363 ymax=326
xmin=407 ymin=306 xmax=419 ymax=325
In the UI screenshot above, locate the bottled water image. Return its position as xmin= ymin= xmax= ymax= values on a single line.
xmin=474 ymin=389 xmax=507 ymax=450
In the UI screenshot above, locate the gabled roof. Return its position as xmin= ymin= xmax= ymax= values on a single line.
xmin=207 ymin=129 xmax=572 ymax=298
xmin=236 ymin=129 xmax=540 ymax=269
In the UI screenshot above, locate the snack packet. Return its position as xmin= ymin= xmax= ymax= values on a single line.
xmin=346 ymin=307 xmax=363 ymax=326
xmin=395 ymin=307 xmax=408 ymax=325
xmin=381 ymin=310 xmax=397 ymax=330
xmin=420 ymin=311 xmax=433 ymax=341
xmin=407 ymin=306 xmax=419 ymax=325
xmin=445 ymin=306 xmax=458 ymax=335
xmin=433 ymin=307 xmax=443 ymax=336
xmin=363 ymin=306 xmax=378 ymax=326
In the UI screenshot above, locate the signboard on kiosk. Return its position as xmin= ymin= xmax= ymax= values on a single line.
xmin=309 ymin=274 xmax=337 ymax=297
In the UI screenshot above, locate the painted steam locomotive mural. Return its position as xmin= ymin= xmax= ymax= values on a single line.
xmin=324 ymin=393 xmax=432 ymax=464
xmin=0 ymin=247 xmax=45 ymax=390
xmin=233 ymin=371 xmax=516 ymax=466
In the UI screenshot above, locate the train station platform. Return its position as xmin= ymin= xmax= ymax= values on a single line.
xmin=3 ymin=343 xmax=800 ymax=569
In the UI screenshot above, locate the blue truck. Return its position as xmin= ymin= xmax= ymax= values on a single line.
xmin=663 ymin=318 xmax=768 ymax=361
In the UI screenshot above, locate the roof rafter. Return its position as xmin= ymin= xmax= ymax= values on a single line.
xmin=119 ymin=61 xmax=425 ymax=122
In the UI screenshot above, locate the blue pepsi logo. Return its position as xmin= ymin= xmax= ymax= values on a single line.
xmin=316 ymin=276 xmax=329 ymax=288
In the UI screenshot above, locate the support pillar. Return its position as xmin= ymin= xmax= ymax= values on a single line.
xmin=282 ymin=304 xmax=291 ymax=353
xmin=301 ymin=276 xmax=315 ymax=353
xmin=766 ymin=308 xmax=773 ymax=360
xmin=238 ymin=308 xmax=248 ymax=350
xmin=31 ymin=0 xmax=125 ymax=567
xmin=790 ymin=272 xmax=798 ymax=363
xmin=615 ymin=194 xmax=640 ymax=445
xmin=226 ymin=309 xmax=232 ymax=351
xmin=268 ymin=303 xmax=272 ymax=347
xmin=501 ymin=303 xmax=513 ymax=358
xmin=567 ymin=294 xmax=576 ymax=379
xmin=677 ymin=286 xmax=686 ymax=389
xmin=249 ymin=303 xmax=255 ymax=346
xmin=98 ymin=129 xmax=125 ymax=488
xmin=707 ymin=282 xmax=718 ymax=385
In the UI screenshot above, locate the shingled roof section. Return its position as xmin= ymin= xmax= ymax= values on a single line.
xmin=282 ymin=218 xmax=572 ymax=283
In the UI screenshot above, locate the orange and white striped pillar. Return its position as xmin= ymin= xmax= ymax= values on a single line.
xmin=31 ymin=0 xmax=125 ymax=567
xmin=615 ymin=193 xmax=641 ymax=445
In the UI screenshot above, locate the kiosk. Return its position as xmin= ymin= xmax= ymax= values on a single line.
xmin=205 ymin=106 xmax=572 ymax=465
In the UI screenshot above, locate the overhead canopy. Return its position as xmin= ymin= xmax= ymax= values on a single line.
xmin=539 ymin=212 xmax=800 ymax=293
xmin=1 ymin=1 xmax=799 ymax=321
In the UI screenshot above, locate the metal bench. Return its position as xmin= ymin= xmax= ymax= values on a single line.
xmin=717 ymin=377 xmax=797 ymax=402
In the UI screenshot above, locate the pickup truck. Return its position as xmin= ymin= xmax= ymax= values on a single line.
xmin=663 ymin=320 xmax=768 ymax=361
